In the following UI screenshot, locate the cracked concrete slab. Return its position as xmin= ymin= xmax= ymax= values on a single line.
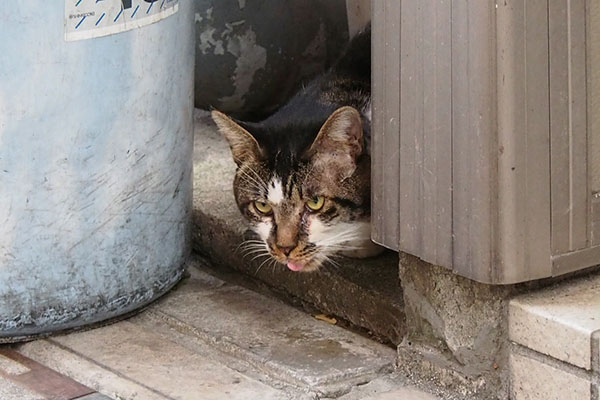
xmin=11 ymin=256 xmax=408 ymax=400
xmin=146 ymin=263 xmax=397 ymax=397
xmin=5 ymin=255 xmax=446 ymax=399
xmin=17 ymin=321 xmax=291 ymax=400
xmin=362 ymin=388 xmax=439 ymax=400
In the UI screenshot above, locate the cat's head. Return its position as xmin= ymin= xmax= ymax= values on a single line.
xmin=212 ymin=107 xmax=371 ymax=272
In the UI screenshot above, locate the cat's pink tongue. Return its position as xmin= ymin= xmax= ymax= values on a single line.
xmin=286 ymin=262 xmax=304 ymax=272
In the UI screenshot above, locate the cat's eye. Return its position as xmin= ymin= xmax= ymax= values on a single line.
xmin=306 ymin=196 xmax=325 ymax=211
xmin=253 ymin=201 xmax=272 ymax=215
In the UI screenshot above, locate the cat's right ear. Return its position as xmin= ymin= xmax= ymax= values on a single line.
xmin=304 ymin=106 xmax=364 ymax=181
xmin=211 ymin=110 xmax=263 ymax=166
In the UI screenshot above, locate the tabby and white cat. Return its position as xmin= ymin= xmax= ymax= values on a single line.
xmin=212 ymin=26 xmax=380 ymax=272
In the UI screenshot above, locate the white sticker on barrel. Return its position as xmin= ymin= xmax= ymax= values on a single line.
xmin=65 ymin=0 xmax=179 ymax=41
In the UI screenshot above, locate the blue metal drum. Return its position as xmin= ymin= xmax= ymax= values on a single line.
xmin=0 ymin=1 xmax=194 ymax=341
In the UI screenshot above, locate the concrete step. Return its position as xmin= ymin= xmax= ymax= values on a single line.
xmin=335 ymin=374 xmax=449 ymax=400
xmin=17 ymin=319 xmax=289 ymax=400
xmin=192 ymin=109 xmax=405 ymax=345
xmin=6 ymin=256 xmax=429 ymax=399
xmin=508 ymin=271 xmax=600 ymax=399
xmin=141 ymin=258 xmax=397 ymax=397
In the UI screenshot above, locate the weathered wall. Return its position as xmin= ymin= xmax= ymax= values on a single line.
xmin=193 ymin=0 xmax=350 ymax=120
xmin=396 ymin=254 xmax=515 ymax=399
xmin=396 ymin=252 xmax=600 ymax=399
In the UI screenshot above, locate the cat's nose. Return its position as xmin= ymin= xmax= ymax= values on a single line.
xmin=278 ymin=245 xmax=295 ymax=256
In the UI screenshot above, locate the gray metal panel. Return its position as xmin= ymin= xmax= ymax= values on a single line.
xmin=371 ymin=0 xmax=596 ymax=283
xmin=590 ymin=0 xmax=600 ymax=245
xmin=553 ymin=245 xmax=600 ymax=276
xmin=371 ymin=0 xmax=400 ymax=250
xmin=549 ymin=0 xmax=589 ymax=254
xmin=451 ymin=0 xmax=498 ymax=282
xmin=398 ymin=0 xmax=453 ymax=267
xmin=495 ymin=0 xmax=553 ymax=282
xmin=593 ymin=197 xmax=600 ymax=245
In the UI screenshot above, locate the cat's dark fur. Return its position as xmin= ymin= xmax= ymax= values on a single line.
xmin=212 ymin=26 xmax=380 ymax=272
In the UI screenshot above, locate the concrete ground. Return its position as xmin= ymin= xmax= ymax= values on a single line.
xmin=0 ymin=256 xmax=441 ymax=400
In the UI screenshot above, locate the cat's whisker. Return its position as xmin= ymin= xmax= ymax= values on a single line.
xmin=249 ymin=252 xmax=272 ymax=263
xmin=270 ymin=259 xmax=279 ymax=276
xmin=237 ymin=239 xmax=266 ymax=251
xmin=317 ymin=237 xmax=363 ymax=251
xmin=237 ymin=184 xmax=260 ymax=195
xmin=317 ymin=253 xmax=341 ymax=271
xmin=239 ymin=242 xmax=265 ymax=251
xmin=320 ymin=244 xmax=365 ymax=252
xmin=239 ymin=242 xmax=265 ymax=249
xmin=318 ymin=238 xmax=364 ymax=248
xmin=254 ymin=254 xmax=274 ymax=276
xmin=239 ymin=240 xmax=267 ymax=247
xmin=319 ymin=233 xmax=364 ymax=247
xmin=328 ymin=251 xmax=347 ymax=258
xmin=237 ymin=166 xmax=268 ymax=194
xmin=270 ymin=258 xmax=280 ymax=272
xmin=236 ymin=185 xmax=264 ymax=199
xmin=242 ymin=244 xmax=267 ymax=253
xmin=245 ymin=165 xmax=268 ymax=187
xmin=236 ymin=181 xmax=263 ymax=195
xmin=239 ymin=244 xmax=268 ymax=256
xmin=238 ymin=165 xmax=264 ymax=187
xmin=236 ymin=179 xmax=264 ymax=198
xmin=316 ymin=226 xmax=363 ymax=243
xmin=245 ymin=250 xmax=270 ymax=260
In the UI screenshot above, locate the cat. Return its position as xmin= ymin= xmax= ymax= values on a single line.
xmin=212 ymin=25 xmax=381 ymax=272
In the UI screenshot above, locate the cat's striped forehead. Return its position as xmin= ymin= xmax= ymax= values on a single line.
xmin=232 ymin=158 xmax=305 ymax=210
xmin=266 ymin=171 xmax=304 ymax=205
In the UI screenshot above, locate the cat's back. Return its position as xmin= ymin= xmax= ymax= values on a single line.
xmin=248 ymin=25 xmax=371 ymax=157
xmin=263 ymin=25 xmax=371 ymax=126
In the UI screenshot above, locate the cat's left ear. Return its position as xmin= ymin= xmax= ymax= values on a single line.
xmin=305 ymin=106 xmax=364 ymax=181
xmin=211 ymin=110 xmax=263 ymax=166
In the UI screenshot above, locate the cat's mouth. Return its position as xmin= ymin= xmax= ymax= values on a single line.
xmin=275 ymin=253 xmax=322 ymax=273
xmin=286 ymin=261 xmax=305 ymax=272
xmin=281 ymin=251 xmax=328 ymax=272
xmin=263 ymin=241 xmax=322 ymax=272
xmin=284 ymin=259 xmax=323 ymax=272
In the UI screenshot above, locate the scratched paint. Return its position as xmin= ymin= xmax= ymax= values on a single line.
xmin=0 ymin=2 xmax=194 ymax=340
